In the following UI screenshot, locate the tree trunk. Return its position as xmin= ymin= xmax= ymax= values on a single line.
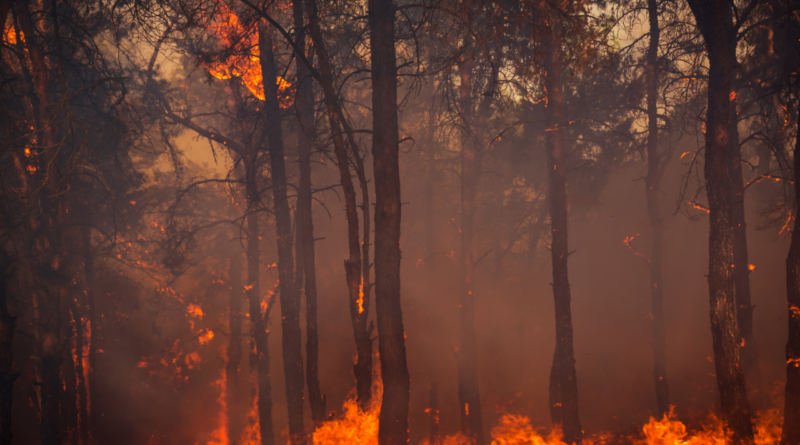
xmin=305 ymin=0 xmax=373 ymax=408
xmin=645 ymin=0 xmax=670 ymax=417
xmin=228 ymin=254 xmax=245 ymax=445
xmin=456 ymin=53 xmax=486 ymax=445
xmin=686 ymin=0 xmax=754 ymax=441
xmin=62 ymin=294 xmax=78 ymax=445
xmin=69 ymin=298 xmax=88 ymax=445
xmin=428 ymin=382 xmax=440 ymax=445
xmin=728 ymin=93 xmax=764 ymax=409
xmin=81 ymin=226 xmax=100 ymax=445
xmin=368 ymin=0 xmax=410 ymax=443
xmin=782 ymin=110 xmax=800 ymax=445
xmin=258 ymin=22 xmax=305 ymax=444
xmin=15 ymin=3 xmax=64 ymax=443
xmin=291 ymin=0 xmax=326 ymax=426
xmin=0 ymin=258 xmax=16 ymax=445
xmin=244 ymin=148 xmax=275 ymax=445
xmin=542 ymin=15 xmax=583 ymax=444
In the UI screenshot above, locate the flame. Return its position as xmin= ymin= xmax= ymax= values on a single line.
xmin=203 ymin=4 xmax=292 ymax=106
xmin=312 ymin=377 xmax=382 ymax=445
xmin=3 ymin=25 xmax=22 ymax=45
xmin=357 ymin=277 xmax=365 ymax=314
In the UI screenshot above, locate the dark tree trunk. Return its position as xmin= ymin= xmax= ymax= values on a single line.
xmin=69 ymin=298 xmax=88 ymax=445
xmin=81 ymin=226 xmax=99 ymax=445
xmin=542 ymin=15 xmax=583 ymax=444
xmin=782 ymin=111 xmax=800 ymax=445
xmin=227 ymin=254 xmax=245 ymax=445
xmin=428 ymin=382 xmax=440 ymax=445
xmin=645 ymin=0 xmax=670 ymax=417
xmin=291 ymin=0 xmax=326 ymax=426
xmin=368 ymin=0 xmax=410 ymax=443
xmin=244 ymin=149 xmax=275 ymax=445
xmin=258 ymin=22 xmax=305 ymax=445
xmin=685 ymin=1 xmax=754 ymax=442
xmin=728 ymin=95 xmax=764 ymax=408
xmin=305 ymin=0 xmax=373 ymax=408
xmin=0 ymin=259 xmax=16 ymax=445
xmin=15 ymin=3 xmax=64 ymax=443
xmin=61 ymin=295 xmax=78 ymax=445
xmin=456 ymin=54 xmax=486 ymax=445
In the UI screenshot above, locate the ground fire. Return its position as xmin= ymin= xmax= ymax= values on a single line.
xmin=1 ymin=0 xmax=799 ymax=444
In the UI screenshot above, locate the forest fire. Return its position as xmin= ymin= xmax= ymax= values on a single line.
xmin=2 ymin=0 xmax=800 ymax=445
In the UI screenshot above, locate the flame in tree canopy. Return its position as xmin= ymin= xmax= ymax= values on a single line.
xmin=203 ymin=3 xmax=292 ymax=105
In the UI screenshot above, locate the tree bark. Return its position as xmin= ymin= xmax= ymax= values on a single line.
xmin=542 ymin=14 xmax=583 ymax=444
xmin=368 ymin=0 xmax=410 ymax=443
xmin=227 ymin=254 xmax=245 ymax=445
xmin=456 ymin=53 xmax=486 ymax=445
xmin=69 ymin=297 xmax=88 ymax=445
xmin=728 ymin=92 xmax=764 ymax=409
xmin=291 ymin=0 xmax=326 ymax=426
xmin=244 ymin=149 xmax=276 ymax=445
xmin=81 ymin=226 xmax=100 ymax=445
xmin=0 ymin=258 xmax=16 ymax=445
xmin=645 ymin=0 xmax=670 ymax=417
xmin=257 ymin=22 xmax=305 ymax=444
xmin=305 ymin=0 xmax=373 ymax=408
xmin=61 ymin=294 xmax=78 ymax=445
xmin=782 ymin=110 xmax=800 ymax=445
xmin=685 ymin=0 xmax=754 ymax=441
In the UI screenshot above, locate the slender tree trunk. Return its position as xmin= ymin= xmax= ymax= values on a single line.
xmin=228 ymin=254 xmax=245 ymax=445
xmin=686 ymin=1 xmax=754 ymax=441
xmin=782 ymin=110 xmax=800 ymax=445
xmin=291 ymin=0 xmax=326 ymax=425
xmin=368 ymin=0 xmax=410 ymax=443
xmin=244 ymin=150 xmax=275 ymax=445
xmin=542 ymin=15 xmax=582 ymax=444
xmin=728 ymin=94 xmax=764 ymax=408
xmin=16 ymin=3 xmax=64 ymax=443
xmin=258 ymin=22 xmax=305 ymax=444
xmin=81 ymin=226 xmax=99 ymax=445
xmin=645 ymin=0 xmax=670 ymax=417
xmin=456 ymin=53 xmax=486 ymax=445
xmin=70 ymin=298 xmax=88 ymax=445
xmin=305 ymin=0 xmax=373 ymax=407
xmin=62 ymin=295 xmax=78 ymax=445
xmin=428 ymin=382 xmax=440 ymax=445
xmin=0 ymin=259 xmax=16 ymax=445
xmin=424 ymin=79 xmax=439 ymax=445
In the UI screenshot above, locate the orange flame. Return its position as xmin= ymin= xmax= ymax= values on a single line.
xmin=203 ymin=4 xmax=292 ymax=106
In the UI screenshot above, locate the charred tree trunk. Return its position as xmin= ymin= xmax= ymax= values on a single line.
xmin=0 ymin=259 xmax=16 ymax=445
xmin=686 ymin=1 xmax=754 ymax=442
xmin=244 ymin=150 xmax=276 ymax=445
xmin=305 ymin=0 xmax=373 ymax=408
xmin=257 ymin=22 xmax=305 ymax=444
xmin=69 ymin=298 xmax=88 ymax=445
xmin=368 ymin=0 xmax=410 ymax=443
xmin=61 ymin=295 xmax=78 ymax=445
xmin=542 ymin=15 xmax=583 ymax=444
xmin=782 ymin=111 xmax=800 ymax=445
xmin=81 ymin=226 xmax=99 ymax=445
xmin=227 ymin=254 xmax=245 ymax=445
xmin=456 ymin=53 xmax=486 ymax=445
xmin=15 ymin=3 xmax=65 ymax=443
xmin=728 ymin=94 xmax=764 ymax=408
xmin=645 ymin=0 xmax=670 ymax=417
xmin=428 ymin=382 xmax=440 ymax=445
xmin=291 ymin=0 xmax=326 ymax=425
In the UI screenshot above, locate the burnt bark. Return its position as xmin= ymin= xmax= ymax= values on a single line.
xmin=368 ymin=0 xmax=410 ymax=443
xmin=685 ymin=0 xmax=755 ymax=441
xmin=542 ymin=14 xmax=583 ymax=444
xmin=257 ymin=22 xmax=305 ymax=444
xmin=305 ymin=0 xmax=373 ymax=408
xmin=69 ymin=297 xmax=88 ymax=445
xmin=728 ymin=96 xmax=764 ymax=408
xmin=782 ymin=110 xmax=800 ymax=445
xmin=428 ymin=382 xmax=440 ymax=445
xmin=244 ymin=150 xmax=276 ymax=445
xmin=0 ymin=260 xmax=16 ymax=445
xmin=227 ymin=254 xmax=245 ymax=445
xmin=645 ymin=0 xmax=670 ymax=417
xmin=61 ymin=294 xmax=78 ymax=445
xmin=81 ymin=226 xmax=99 ymax=445
xmin=291 ymin=0 xmax=326 ymax=426
xmin=456 ymin=53 xmax=485 ymax=445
